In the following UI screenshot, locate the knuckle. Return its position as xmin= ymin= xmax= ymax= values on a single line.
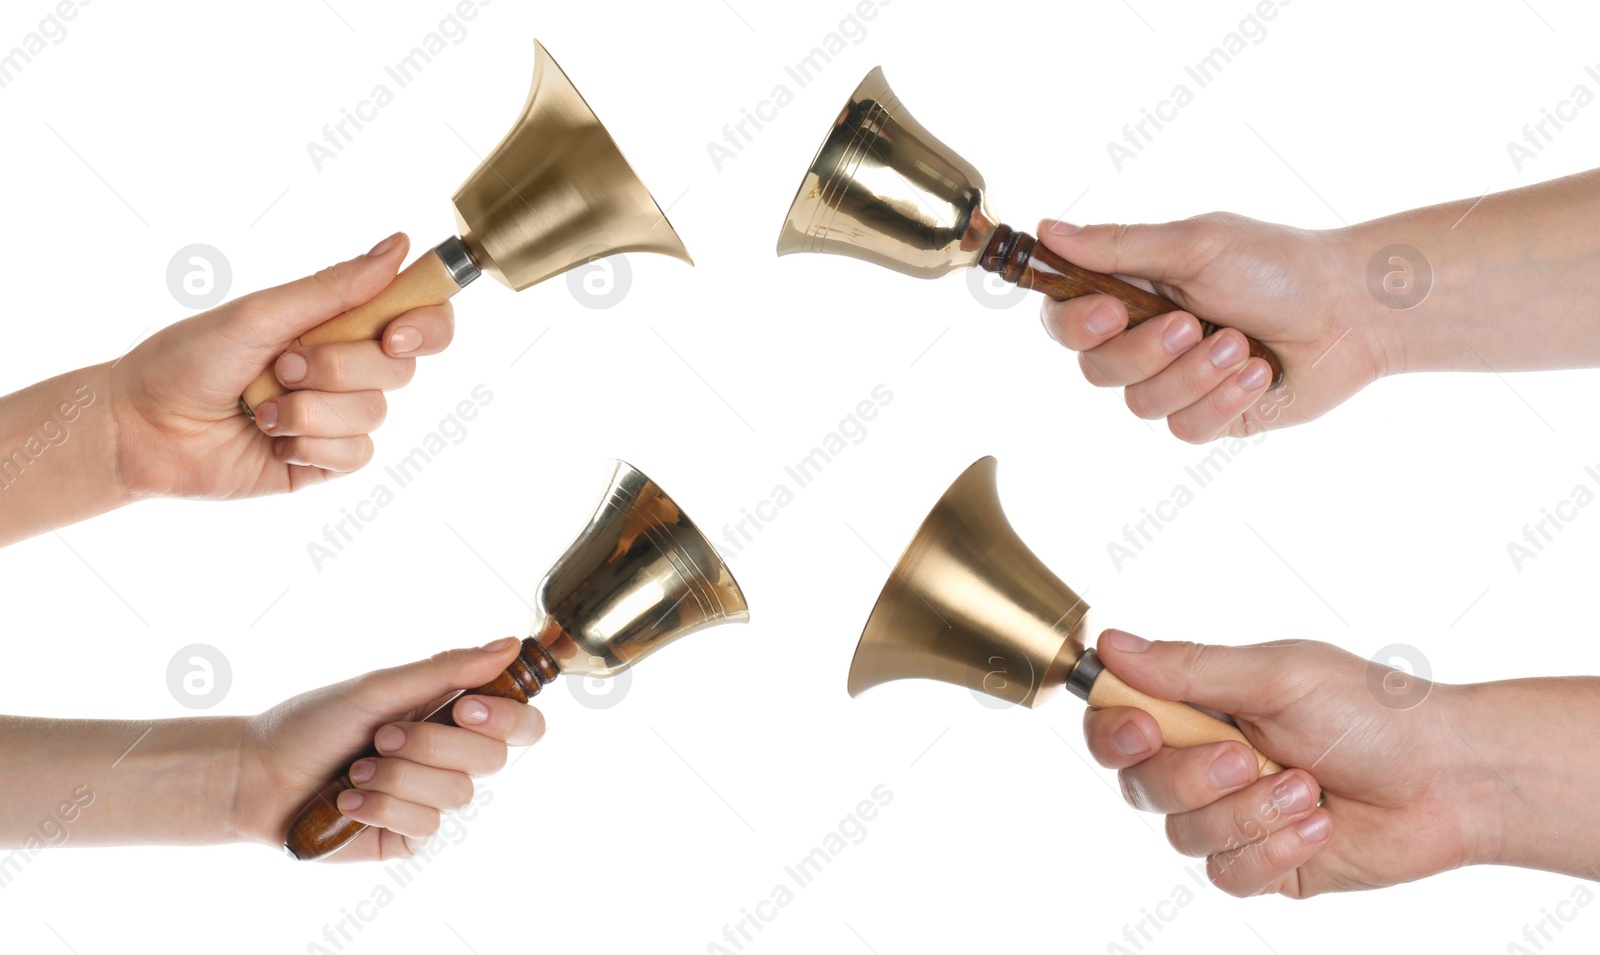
xmin=318 ymin=346 xmax=353 ymax=387
xmin=1078 ymin=353 xmax=1113 ymax=388
xmin=453 ymin=776 xmax=476 ymax=811
xmin=391 ymin=358 xmax=417 ymax=388
xmin=361 ymin=391 xmax=388 ymax=428
xmin=1167 ymin=415 xmax=1211 ymax=445
xmin=1123 ymin=388 xmax=1161 ymax=421
xmin=416 ymin=808 xmax=441 ymax=838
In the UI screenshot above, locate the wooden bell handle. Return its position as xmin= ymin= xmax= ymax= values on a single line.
xmin=239 ymin=241 xmax=472 ymax=417
xmin=283 ymin=638 xmax=559 ymax=862
xmin=1083 ymin=657 xmax=1283 ymax=775
xmin=980 ymin=224 xmax=1285 ymax=390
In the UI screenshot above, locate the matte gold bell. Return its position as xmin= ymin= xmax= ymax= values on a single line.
xmin=533 ymin=460 xmax=749 ymax=676
xmin=849 ymin=456 xmax=1285 ymax=777
xmin=849 ymin=456 xmax=1089 ymax=708
xmin=457 ymin=40 xmax=692 ymax=290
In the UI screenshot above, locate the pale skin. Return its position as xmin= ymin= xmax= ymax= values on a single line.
xmin=1050 ymin=169 xmax=1600 ymax=896
xmin=0 ymin=233 xmax=543 ymax=859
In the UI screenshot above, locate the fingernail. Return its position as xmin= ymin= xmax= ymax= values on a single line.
xmin=480 ymin=636 xmax=517 ymax=652
xmin=337 ymin=790 xmax=364 ymax=812
xmin=1296 ymin=811 xmax=1330 ymax=842
xmin=367 ymin=232 xmax=402 ymax=258
xmin=276 ymin=352 xmax=307 ymax=384
xmin=1044 ymin=219 xmax=1082 ymax=236
xmin=1163 ymin=317 xmax=1197 ymax=353
xmin=255 ymin=402 xmax=278 ymax=432
xmin=1085 ymin=304 xmax=1121 ymax=336
xmin=1209 ymin=334 xmax=1244 ymax=368
xmin=1108 ymin=630 xmax=1150 ymax=653
xmin=1272 ymin=776 xmax=1313 ymax=814
xmin=459 ymin=699 xmax=489 ymax=724
xmin=389 ymin=326 xmax=421 ymax=355
xmin=1238 ymin=360 xmax=1270 ymax=390
xmin=375 ymin=725 xmax=405 ymax=752
xmin=1209 ymin=751 xmax=1253 ymax=790
xmin=348 ymin=759 xmax=375 ymax=783
xmin=1112 ymin=721 xmax=1152 ymax=756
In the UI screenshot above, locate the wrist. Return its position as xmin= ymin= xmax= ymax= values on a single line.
xmin=1326 ymin=221 xmax=1424 ymax=380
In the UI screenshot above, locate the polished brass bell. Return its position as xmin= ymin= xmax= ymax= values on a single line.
xmin=242 ymin=40 xmax=691 ymax=414
xmin=850 ymin=457 xmax=1281 ymax=773
xmin=531 ymin=459 xmax=750 ymax=677
xmin=778 ymin=69 xmax=1284 ymax=387
xmin=284 ymin=460 xmax=747 ymax=861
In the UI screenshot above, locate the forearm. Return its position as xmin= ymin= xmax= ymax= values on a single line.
xmin=1348 ymin=167 xmax=1600 ymax=374
xmin=0 ymin=361 xmax=129 ymax=546
xmin=1448 ymin=677 xmax=1600 ymax=877
xmin=0 ymin=715 xmax=244 ymax=848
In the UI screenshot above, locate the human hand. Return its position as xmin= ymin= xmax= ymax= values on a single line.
xmin=108 ymin=232 xmax=455 ymax=500
xmin=1037 ymin=214 xmax=1395 ymax=442
xmin=1080 ymin=630 xmax=1491 ymax=898
xmin=233 ymin=638 xmax=545 ymax=862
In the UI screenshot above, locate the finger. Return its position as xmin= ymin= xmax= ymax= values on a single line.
xmin=1040 ymin=293 xmax=1128 ymax=352
xmin=275 ymin=341 xmax=416 ymax=394
xmin=1116 ymin=740 xmax=1260 ymax=814
xmin=1123 ymin=329 xmax=1252 ymax=422
xmin=1166 ymin=769 xmax=1321 ymax=858
xmin=1083 ymin=706 xmax=1161 ymax=769
xmin=342 ymin=638 xmax=526 ymax=718
xmin=335 ymin=787 xmax=439 ymax=841
xmin=383 ymin=303 xmax=456 ymax=358
xmin=254 ymin=389 xmax=386 ymax=438
xmin=348 ymin=757 xmax=475 ymax=813
xmin=1207 ymin=807 xmax=1332 ymax=898
xmin=1094 ymin=629 xmax=1311 ymax=721
xmin=451 ymin=695 xmax=547 ymax=747
xmin=220 ymin=232 xmax=410 ymax=348
xmin=1036 ymin=219 xmax=1208 ymax=286
xmin=272 ymin=435 xmax=374 ymax=473
xmin=1164 ymin=358 xmax=1274 ymax=444
xmin=373 ymin=721 xmax=508 ymax=776
xmin=1078 ymin=311 xmax=1203 ymax=389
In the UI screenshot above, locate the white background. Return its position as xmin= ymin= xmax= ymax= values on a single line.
xmin=3 ymin=0 xmax=1600 ymax=952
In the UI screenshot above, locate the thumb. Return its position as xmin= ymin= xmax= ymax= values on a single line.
xmin=347 ymin=636 xmax=526 ymax=717
xmin=1095 ymin=629 xmax=1293 ymax=719
xmin=220 ymin=231 xmax=410 ymax=348
xmin=1036 ymin=218 xmax=1207 ymax=287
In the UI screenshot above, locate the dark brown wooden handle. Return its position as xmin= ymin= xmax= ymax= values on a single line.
xmin=980 ymin=225 xmax=1284 ymax=389
xmin=283 ymin=638 xmax=560 ymax=862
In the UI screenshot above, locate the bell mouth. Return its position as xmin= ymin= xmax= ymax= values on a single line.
xmin=776 ymin=67 xmax=899 ymax=258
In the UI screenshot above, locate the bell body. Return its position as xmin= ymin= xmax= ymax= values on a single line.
xmin=848 ymin=457 xmax=1091 ymax=708
xmin=454 ymin=40 xmax=692 ymax=291
xmin=776 ymin=67 xmax=998 ymax=279
xmin=534 ymin=461 xmax=748 ymax=677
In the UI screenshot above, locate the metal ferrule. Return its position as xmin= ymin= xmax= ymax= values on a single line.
xmin=435 ymin=236 xmax=482 ymax=288
xmin=1066 ymin=648 xmax=1105 ymax=702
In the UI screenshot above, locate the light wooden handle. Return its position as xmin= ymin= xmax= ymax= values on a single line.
xmin=239 ymin=246 xmax=465 ymax=416
xmin=1088 ymin=667 xmax=1283 ymax=775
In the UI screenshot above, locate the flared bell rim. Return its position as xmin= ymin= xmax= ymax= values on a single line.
xmin=455 ymin=40 xmax=693 ymax=293
xmin=609 ymin=458 xmax=750 ymax=624
xmin=774 ymin=66 xmax=895 ymax=259
xmin=846 ymin=455 xmax=998 ymax=698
